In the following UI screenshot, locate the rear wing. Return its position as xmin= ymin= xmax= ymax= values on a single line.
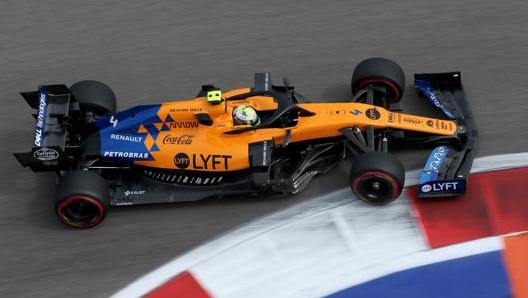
xmin=13 ymin=85 xmax=77 ymax=171
xmin=414 ymin=72 xmax=477 ymax=197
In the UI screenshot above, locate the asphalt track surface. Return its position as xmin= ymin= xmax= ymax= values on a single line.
xmin=1 ymin=1 xmax=528 ymax=297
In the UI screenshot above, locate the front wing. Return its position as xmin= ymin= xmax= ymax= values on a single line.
xmin=414 ymin=72 xmax=477 ymax=197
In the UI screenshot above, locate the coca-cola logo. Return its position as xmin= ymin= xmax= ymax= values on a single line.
xmin=162 ymin=134 xmax=193 ymax=145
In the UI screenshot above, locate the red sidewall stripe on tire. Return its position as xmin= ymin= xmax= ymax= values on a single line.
xmin=357 ymin=78 xmax=401 ymax=103
xmin=56 ymin=196 xmax=105 ymax=228
xmin=352 ymin=171 xmax=400 ymax=204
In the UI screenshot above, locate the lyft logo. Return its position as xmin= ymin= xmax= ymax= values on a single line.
xmin=421 ymin=181 xmax=459 ymax=193
xmin=420 ymin=179 xmax=466 ymax=194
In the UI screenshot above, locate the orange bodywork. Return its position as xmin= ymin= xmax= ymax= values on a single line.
xmin=135 ymin=88 xmax=457 ymax=172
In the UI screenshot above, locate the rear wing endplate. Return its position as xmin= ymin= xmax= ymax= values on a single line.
xmin=14 ymin=85 xmax=76 ymax=171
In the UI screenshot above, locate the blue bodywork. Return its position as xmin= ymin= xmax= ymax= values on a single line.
xmin=94 ymin=104 xmax=162 ymax=162
xmin=415 ymin=78 xmax=455 ymax=119
xmin=414 ymin=72 xmax=476 ymax=198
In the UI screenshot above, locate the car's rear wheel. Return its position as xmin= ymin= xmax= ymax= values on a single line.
xmin=351 ymin=57 xmax=405 ymax=105
xmin=55 ymin=171 xmax=110 ymax=228
xmin=350 ymin=151 xmax=405 ymax=205
xmin=70 ymin=80 xmax=116 ymax=116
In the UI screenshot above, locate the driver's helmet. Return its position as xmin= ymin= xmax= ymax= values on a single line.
xmin=233 ymin=105 xmax=260 ymax=126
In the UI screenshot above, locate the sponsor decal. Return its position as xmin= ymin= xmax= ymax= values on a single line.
xmin=420 ymin=179 xmax=466 ymax=194
xmin=421 ymin=184 xmax=432 ymax=193
xmin=124 ymin=190 xmax=146 ymax=196
xmin=365 ymin=108 xmax=380 ymax=120
xmin=169 ymin=108 xmax=202 ymax=113
xmin=426 ymin=146 xmax=446 ymax=175
xmin=103 ymin=151 xmax=150 ymax=159
xmin=403 ymin=117 xmax=422 ymax=125
xmin=162 ymin=134 xmax=193 ymax=145
xmin=388 ymin=112 xmax=395 ymax=123
xmin=110 ymin=133 xmax=143 ymax=143
xmin=33 ymin=147 xmax=59 ymax=161
xmin=434 ymin=120 xmax=451 ymax=130
xmin=432 ymin=181 xmax=460 ymax=191
xmin=262 ymin=141 xmax=268 ymax=166
xmin=350 ymin=109 xmax=362 ymax=116
xmin=174 ymin=152 xmax=190 ymax=169
xmin=109 ymin=116 xmax=118 ymax=127
xmin=264 ymin=72 xmax=271 ymax=90
xmin=428 ymin=91 xmax=442 ymax=108
xmin=174 ymin=152 xmax=233 ymax=170
xmin=34 ymin=90 xmax=48 ymax=147
xmin=193 ymin=154 xmax=232 ymax=170
xmin=168 ymin=121 xmax=199 ymax=129
xmin=416 ymin=81 xmax=455 ymax=119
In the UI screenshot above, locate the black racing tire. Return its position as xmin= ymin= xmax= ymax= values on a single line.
xmin=70 ymin=80 xmax=116 ymax=115
xmin=350 ymin=151 xmax=405 ymax=205
xmin=55 ymin=171 xmax=110 ymax=229
xmin=351 ymin=57 xmax=405 ymax=105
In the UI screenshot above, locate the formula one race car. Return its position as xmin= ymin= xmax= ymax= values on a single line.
xmin=14 ymin=58 xmax=477 ymax=228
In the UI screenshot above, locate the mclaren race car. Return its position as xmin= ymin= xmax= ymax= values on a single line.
xmin=14 ymin=58 xmax=477 ymax=228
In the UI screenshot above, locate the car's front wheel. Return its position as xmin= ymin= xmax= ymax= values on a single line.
xmin=350 ymin=151 xmax=405 ymax=205
xmin=351 ymin=57 xmax=405 ymax=106
xmin=55 ymin=171 xmax=110 ymax=228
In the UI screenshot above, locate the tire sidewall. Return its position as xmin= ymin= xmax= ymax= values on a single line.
xmin=350 ymin=152 xmax=405 ymax=204
xmin=70 ymin=80 xmax=117 ymax=116
xmin=55 ymin=171 xmax=110 ymax=228
xmin=351 ymin=170 xmax=401 ymax=204
xmin=351 ymin=57 xmax=405 ymax=104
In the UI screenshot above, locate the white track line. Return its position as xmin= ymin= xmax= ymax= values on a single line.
xmin=109 ymin=152 xmax=528 ymax=298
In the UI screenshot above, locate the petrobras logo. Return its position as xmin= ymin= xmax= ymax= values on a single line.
xmin=34 ymin=90 xmax=48 ymax=147
xmin=103 ymin=151 xmax=150 ymax=159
